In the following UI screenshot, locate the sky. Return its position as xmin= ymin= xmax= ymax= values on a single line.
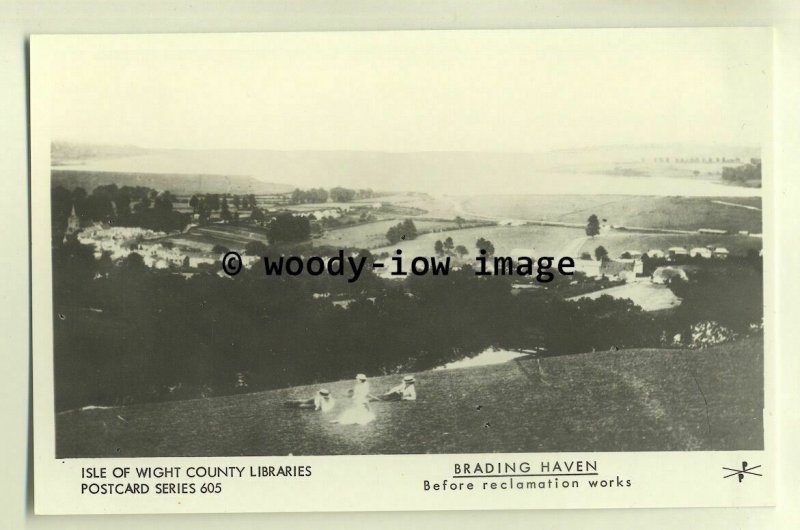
xmin=46 ymin=28 xmax=771 ymax=153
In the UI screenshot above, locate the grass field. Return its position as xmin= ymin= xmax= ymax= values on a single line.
xmin=314 ymin=219 xmax=486 ymax=249
xmin=372 ymin=224 xmax=583 ymax=259
xmin=460 ymin=195 xmax=762 ymax=233
xmin=568 ymin=280 xmax=682 ymax=312
xmin=55 ymin=337 xmax=763 ymax=457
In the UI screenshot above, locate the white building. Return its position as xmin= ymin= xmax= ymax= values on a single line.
xmin=712 ymin=247 xmax=730 ymax=259
xmin=652 ymin=266 xmax=689 ymax=284
xmin=689 ymin=247 xmax=712 ymax=258
xmin=668 ymin=246 xmax=688 ymax=259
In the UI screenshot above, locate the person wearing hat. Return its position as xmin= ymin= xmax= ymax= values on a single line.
xmin=284 ymin=388 xmax=336 ymax=412
xmin=381 ymin=375 xmax=417 ymax=401
xmin=331 ymin=374 xmax=377 ymax=425
xmin=313 ymin=388 xmax=336 ymax=412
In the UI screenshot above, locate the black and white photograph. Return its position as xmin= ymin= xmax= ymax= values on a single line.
xmin=44 ymin=29 xmax=768 ymax=457
xmin=30 ymin=28 xmax=774 ymax=514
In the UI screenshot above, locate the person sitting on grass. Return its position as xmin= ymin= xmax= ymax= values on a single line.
xmin=332 ymin=374 xmax=377 ymax=425
xmin=284 ymin=388 xmax=336 ymax=412
xmin=381 ymin=375 xmax=417 ymax=401
xmin=314 ymin=389 xmax=336 ymax=412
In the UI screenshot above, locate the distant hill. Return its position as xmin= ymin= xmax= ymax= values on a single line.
xmin=50 ymin=141 xmax=761 ymax=195
xmin=52 ymin=169 xmax=294 ymax=196
xmin=51 ymin=141 xmax=149 ymax=164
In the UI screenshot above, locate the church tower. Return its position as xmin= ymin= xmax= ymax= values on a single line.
xmin=64 ymin=205 xmax=81 ymax=241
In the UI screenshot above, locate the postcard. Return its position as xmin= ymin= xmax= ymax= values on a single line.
xmin=31 ymin=28 xmax=774 ymax=514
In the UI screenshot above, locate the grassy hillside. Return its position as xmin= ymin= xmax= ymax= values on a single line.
xmin=56 ymin=337 xmax=763 ymax=458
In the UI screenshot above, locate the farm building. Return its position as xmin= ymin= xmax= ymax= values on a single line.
xmin=689 ymin=247 xmax=712 ymax=258
xmin=668 ymin=246 xmax=688 ymax=259
xmin=652 ymin=266 xmax=689 ymax=284
xmin=574 ymin=259 xmax=601 ymax=278
xmin=615 ymin=258 xmax=644 ymax=275
xmin=697 ymin=228 xmax=728 ymax=235
xmin=600 ymin=260 xmax=638 ymax=282
xmin=646 ymin=249 xmax=665 ymax=259
xmin=188 ymin=256 xmax=216 ymax=268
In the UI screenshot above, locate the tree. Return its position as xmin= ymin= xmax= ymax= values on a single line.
xmin=434 ymin=240 xmax=444 ymax=256
xmin=97 ymin=251 xmax=114 ymax=277
xmin=595 ymin=245 xmax=609 ymax=262
xmin=401 ymin=219 xmax=418 ymax=240
xmin=580 ymin=252 xmax=592 ymax=260
xmin=212 ymin=244 xmax=230 ymax=255
xmin=121 ymin=252 xmax=147 ymax=274
xmin=586 ymin=214 xmax=600 ymax=238
xmin=386 ymin=219 xmax=418 ymax=245
xmin=245 ymin=240 xmax=268 ymax=256
xmin=476 ymin=237 xmax=495 ymax=256
xmin=266 ymin=212 xmax=311 ymax=244
xmin=189 ymin=195 xmax=199 ymax=212
xmin=455 ymin=245 xmax=469 ymax=258
xmin=329 ymin=187 xmax=356 ymax=203
xmin=220 ymin=197 xmax=232 ymax=223
xmin=134 ymin=197 xmax=151 ymax=213
xmin=206 ymin=194 xmax=221 ymax=211
xmin=455 ymin=216 xmax=465 ymax=228
xmin=250 ymin=207 xmax=265 ymax=225
xmin=443 ymin=237 xmax=454 ymax=253
xmin=198 ymin=203 xmax=211 ymax=223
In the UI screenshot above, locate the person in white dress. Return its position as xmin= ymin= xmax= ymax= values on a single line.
xmin=381 ymin=375 xmax=417 ymax=401
xmin=332 ymin=374 xmax=377 ymax=425
xmin=284 ymin=388 xmax=336 ymax=412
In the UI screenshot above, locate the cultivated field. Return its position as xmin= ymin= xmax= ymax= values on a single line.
xmin=575 ymin=233 xmax=762 ymax=258
xmin=164 ymin=225 xmax=271 ymax=251
xmin=459 ymin=195 xmax=762 ymax=233
xmin=55 ymin=336 xmax=763 ymax=457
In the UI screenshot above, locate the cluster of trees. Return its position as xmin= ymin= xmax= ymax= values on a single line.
xmin=288 ymin=186 xmax=377 ymax=205
xmin=654 ymin=156 xmax=742 ymax=163
xmin=51 ymin=185 xmax=189 ymax=243
xmin=722 ymin=159 xmax=762 ymax=184
xmin=475 ymin=237 xmax=495 ymax=256
xmin=188 ymin=193 xmax=257 ymax=212
xmin=386 ymin=219 xmax=418 ymax=244
xmin=668 ymin=256 xmax=762 ymax=333
xmin=433 ymin=237 xmax=469 ymax=258
xmin=51 ymin=231 xmax=763 ymax=411
xmin=188 ymin=193 xmax=258 ymax=224
xmin=266 ymin=212 xmax=311 ymax=244
xmin=290 ymin=188 xmax=329 ymax=204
